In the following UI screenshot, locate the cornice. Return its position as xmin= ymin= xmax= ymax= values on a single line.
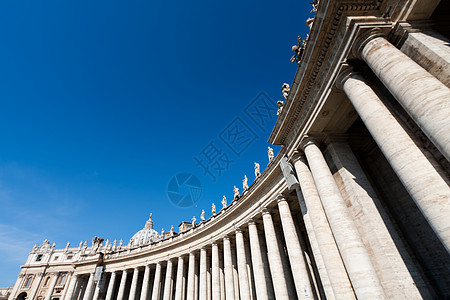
xmin=269 ymin=0 xmax=384 ymax=146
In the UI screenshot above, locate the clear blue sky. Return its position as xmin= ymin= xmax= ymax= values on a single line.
xmin=0 ymin=0 xmax=311 ymax=286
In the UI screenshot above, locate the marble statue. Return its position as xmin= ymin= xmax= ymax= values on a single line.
xmin=282 ymin=83 xmax=290 ymax=100
xmin=169 ymin=225 xmax=174 ymax=237
xmin=33 ymin=244 xmax=37 ymax=251
xmin=277 ymin=100 xmax=284 ymax=116
xmin=212 ymin=203 xmax=216 ymax=215
xmin=192 ymin=216 xmax=197 ymax=227
xmin=118 ymin=239 xmax=123 ymax=248
xmin=65 ymin=242 xmax=70 ymax=249
xmin=113 ymin=240 xmax=117 ymax=250
xmin=161 ymin=228 xmax=165 ymax=238
xmin=255 ymin=162 xmax=261 ymax=178
xmin=222 ymin=196 xmax=227 ymax=208
xmin=306 ymin=17 xmax=314 ymax=30
xmin=51 ymin=242 xmax=56 ymax=250
xmin=268 ymin=147 xmax=274 ymax=161
xmin=79 ymin=241 xmax=83 ymax=249
xmin=311 ymin=0 xmax=319 ymax=12
xmin=201 ymin=209 xmax=206 ymax=221
xmin=83 ymin=241 xmax=87 ymax=248
xmin=234 ymin=186 xmax=240 ymax=200
xmin=290 ymin=36 xmax=305 ymax=64
xmin=243 ymin=175 xmax=249 ymax=191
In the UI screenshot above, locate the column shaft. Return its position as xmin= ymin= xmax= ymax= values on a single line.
xmin=186 ymin=252 xmax=196 ymax=300
xmin=152 ymin=262 xmax=162 ymax=300
xmin=65 ymin=274 xmax=79 ymax=300
xmin=105 ymin=271 xmax=117 ymax=300
xmin=82 ymin=273 xmax=95 ymax=300
xmin=129 ymin=267 xmax=140 ymax=300
xmin=140 ymin=265 xmax=151 ymax=300
xmin=117 ymin=270 xmax=128 ymax=300
xmin=223 ymin=237 xmax=235 ymax=300
xmin=163 ymin=260 xmax=174 ymax=300
xmin=235 ymin=230 xmax=251 ymax=299
xmin=278 ymin=198 xmax=313 ymax=299
xmin=341 ymin=72 xmax=450 ymax=252
xmin=174 ymin=256 xmax=185 ymax=300
xmin=199 ymin=248 xmax=208 ymax=300
xmin=303 ymin=139 xmax=385 ymax=299
xmin=248 ymin=221 xmax=269 ymax=300
xmin=212 ymin=243 xmax=221 ymax=300
xmin=262 ymin=211 xmax=289 ymax=299
xmin=360 ymin=35 xmax=450 ymax=161
xmin=293 ymin=154 xmax=354 ymax=299
xmin=44 ymin=273 xmax=59 ymax=300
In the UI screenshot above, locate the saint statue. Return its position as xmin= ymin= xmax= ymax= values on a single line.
xmin=222 ymin=196 xmax=227 ymax=208
xmin=268 ymin=147 xmax=274 ymax=161
xmin=169 ymin=225 xmax=174 ymax=237
xmin=212 ymin=203 xmax=216 ymax=215
xmin=234 ymin=186 xmax=240 ymax=200
xmin=200 ymin=209 xmax=206 ymax=221
xmin=243 ymin=175 xmax=249 ymax=191
xmin=277 ymin=100 xmax=284 ymax=116
xmin=192 ymin=216 xmax=197 ymax=227
xmin=65 ymin=241 xmax=70 ymax=249
xmin=254 ymin=162 xmax=261 ymax=178
xmin=281 ymin=83 xmax=290 ymax=100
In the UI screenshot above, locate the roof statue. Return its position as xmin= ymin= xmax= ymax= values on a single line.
xmin=222 ymin=195 xmax=227 ymax=208
xmin=254 ymin=162 xmax=261 ymax=178
xmin=277 ymin=100 xmax=284 ymax=116
xmin=234 ymin=186 xmax=240 ymax=200
xmin=212 ymin=203 xmax=216 ymax=215
xmin=243 ymin=175 xmax=249 ymax=191
xmin=200 ymin=209 xmax=206 ymax=221
xmin=268 ymin=147 xmax=274 ymax=162
xmin=282 ymin=83 xmax=290 ymax=100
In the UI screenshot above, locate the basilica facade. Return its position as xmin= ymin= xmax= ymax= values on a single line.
xmin=7 ymin=0 xmax=450 ymax=299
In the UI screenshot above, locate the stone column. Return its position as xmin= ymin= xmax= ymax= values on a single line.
xmin=186 ymin=252 xmax=196 ymax=300
xmin=60 ymin=273 xmax=73 ymax=300
xmin=128 ymin=267 xmax=140 ymax=300
xmin=235 ymin=229 xmax=251 ymax=300
xmin=277 ymin=196 xmax=314 ymax=299
xmin=199 ymin=248 xmax=208 ymax=300
xmin=302 ymin=138 xmax=386 ymax=299
xmin=211 ymin=242 xmax=221 ymax=300
xmin=28 ymin=272 xmax=45 ymax=300
xmin=140 ymin=265 xmax=151 ymax=300
xmin=65 ymin=274 xmax=79 ymax=300
xmin=105 ymin=271 xmax=117 ymax=300
xmin=174 ymin=256 xmax=185 ymax=300
xmin=247 ymin=220 xmax=269 ymax=300
xmin=163 ymin=259 xmax=174 ymax=300
xmin=152 ymin=262 xmax=162 ymax=300
xmin=82 ymin=272 xmax=95 ymax=300
xmin=292 ymin=152 xmax=354 ymax=299
xmin=44 ymin=272 xmax=59 ymax=300
xmin=117 ymin=270 xmax=128 ymax=300
xmin=261 ymin=209 xmax=290 ymax=299
xmin=356 ymin=33 xmax=450 ymax=162
xmin=92 ymin=277 xmax=102 ymax=300
xmin=338 ymin=70 xmax=450 ymax=252
xmin=223 ymin=236 xmax=235 ymax=300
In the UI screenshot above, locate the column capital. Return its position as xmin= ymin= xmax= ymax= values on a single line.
xmin=275 ymin=194 xmax=286 ymax=203
xmin=223 ymin=235 xmax=231 ymax=241
xmin=261 ymin=207 xmax=271 ymax=215
xmin=299 ymin=136 xmax=320 ymax=151
xmin=352 ymin=27 xmax=386 ymax=59
xmin=235 ymin=227 xmax=244 ymax=234
xmin=290 ymin=151 xmax=306 ymax=164
xmin=248 ymin=219 xmax=257 ymax=226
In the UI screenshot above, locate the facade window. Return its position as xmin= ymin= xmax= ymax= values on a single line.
xmin=35 ymin=254 xmax=43 ymax=262
xmin=57 ymin=274 xmax=67 ymax=286
xmin=53 ymin=256 xmax=59 ymax=261
xmin=23 ymin=276 xmax=33 ymax=288
xmin=66 ymin=255 xmax=73 ymax=260
xmin=43 ymin=276 xmax=51 ymax=286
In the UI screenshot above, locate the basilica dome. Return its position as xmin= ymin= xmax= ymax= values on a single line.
xmin=129 ymin=214 xmax=160 ymax=246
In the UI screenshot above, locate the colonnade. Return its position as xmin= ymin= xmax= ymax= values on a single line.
xmin=63 ymin=195 xmax=315 ymax=300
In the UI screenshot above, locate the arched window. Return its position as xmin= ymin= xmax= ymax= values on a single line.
xmin=44 ymin=276 xmax=51 ymax=286
xmin=23 ymin=276 xmax=33 ymax=288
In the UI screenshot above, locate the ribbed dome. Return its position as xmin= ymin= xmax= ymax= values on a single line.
xmin=129 ymin=214 xmax=160 ymax=246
